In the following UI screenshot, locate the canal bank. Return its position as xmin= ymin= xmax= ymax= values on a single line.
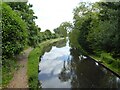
xmin=89 ymin=55 xmax=120 ymax=78
xmin=76 ymin=44 xmax=120 ymax=78
xmin=27 ymin=38 xmax=64 ymax=88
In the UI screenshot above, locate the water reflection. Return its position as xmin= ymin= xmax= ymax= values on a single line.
xmin=44 ymin=39 xmax=66 ymax=53
xmin=38 ymin=39 xmax=120 ymax=88
xmin=58 ymin=60 xmax=71 ymax=82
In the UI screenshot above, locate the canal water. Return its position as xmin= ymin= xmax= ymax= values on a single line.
xmin=38 ymin=39 xmax=120 ymax=88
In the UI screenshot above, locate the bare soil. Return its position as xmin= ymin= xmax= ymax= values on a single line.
xmin=7 ymin=47 xmax=33 ymax=88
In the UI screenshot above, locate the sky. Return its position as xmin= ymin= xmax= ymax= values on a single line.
xmin=28 ymin=0 xmax=100 ymax=32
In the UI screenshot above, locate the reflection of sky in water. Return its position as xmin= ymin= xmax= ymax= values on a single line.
xmin=41 ymin=44 xmax=70 ymax=60
xmin=38 ymin=40 xmax=120 ymax=88
xmin=38 ymin=41 xmax=71 ymax=88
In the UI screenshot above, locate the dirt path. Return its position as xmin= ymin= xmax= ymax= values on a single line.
xmin=7 ymin=47 xmax=33 ymax=88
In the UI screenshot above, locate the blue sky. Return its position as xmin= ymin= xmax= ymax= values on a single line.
xmin=28 ymin=0 xmax=100 ymax=32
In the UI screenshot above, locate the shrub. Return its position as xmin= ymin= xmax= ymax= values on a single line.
xmin=101 ymin=52 xmax=114 ymax=64
xmin=2 ymin=3 xmax=28 ymax=58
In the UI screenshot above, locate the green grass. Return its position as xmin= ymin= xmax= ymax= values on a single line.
xmin=90 ymin=52 xmax=120 ymax=75
xmin=2 ymin=58 xmax=19 ymax=87
xmin=27 ymin=38 xmax=64 ymax=88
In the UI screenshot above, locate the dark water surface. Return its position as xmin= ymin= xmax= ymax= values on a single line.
xmin=38 ymin=39 xmax=120 ymax=88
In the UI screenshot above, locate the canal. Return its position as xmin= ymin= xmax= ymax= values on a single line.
xmin=38 ymin=39 xmax=120 ymax=88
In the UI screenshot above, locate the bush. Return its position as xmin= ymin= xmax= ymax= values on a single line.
xmin=2 ymin=3 xmax=28 ymax=58
xmin=100 ymin=52 xmax=114 ymax=64
xmin=111 ymin=60 xmax=120 ymax=68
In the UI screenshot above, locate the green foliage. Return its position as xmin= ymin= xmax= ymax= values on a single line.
xmin=38 ymin=30 xmax=58 ymax=43
xmin=44 ymin=29 xmax=52 ymax=39
xmin=2 ymin=3 xmax=28 ymax=58
xmin=100 ymin=52 xmax=120 ymax=70
xmin=70 ymin=2 xmax=120 ymax=56
xmin=54 ymin=22 xmax=72 ymax=37
xmin=69 ymin=29 xmax=80 ymax=48
xmin=69 ymin=2 xmax=120 ymax=75
xmin=2 ymin=57 xmax=19 ymax=86
xmin=100 ymin=53 xmax=114 ymax=64
xmin=28 ymin=47 xmax=41 ymax=88
xmin=72 ymin=3 xmax=95 ymax=52
xmin=8 ymin=2 xmax=40 ymax=47
xmin=87 ymin=2 xmax=120 ymax=56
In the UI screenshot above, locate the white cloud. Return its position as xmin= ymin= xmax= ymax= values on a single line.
xmin=28 ymin=0 xmax=99 ymax=32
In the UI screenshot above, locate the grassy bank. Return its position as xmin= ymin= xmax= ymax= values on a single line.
xmin=27 ymin=38 xmax=64 ymax=88
xmin=89 ymin=52 xmax=120 ymax=76
xmin=2 ymin=58 xmax=19 ymax=87
xmin=2 ymin=45 xmax=30 ymax=88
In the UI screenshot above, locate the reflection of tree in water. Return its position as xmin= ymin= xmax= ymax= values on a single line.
xmin=44 ymin=39 xmax=66 ymax=53
xmin=38 ymin=80 xmax=42 ymax=89
xmin=55 ymin=39 xmax=66 ymax=48
xmin=44 ymin=44 xmax=53 ymax=52
xmin=58 ymin=57 xmax=71 ymax=82
xmin=58 ymin=48 xmax=119 ymax=88
xmin=69 ymin=48 xmax=119 ymax=88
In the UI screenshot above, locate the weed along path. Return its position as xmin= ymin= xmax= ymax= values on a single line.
xmin=7 ymin=47 xmax=33 ymax=88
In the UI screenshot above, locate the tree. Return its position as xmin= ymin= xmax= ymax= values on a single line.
xmin=72 ymin=2 xmax=95 ymax=52
xmin=7 ymin=2 xmax=40 ymax=47
xmin=44 ymin=29 xmax=52 ymax=39
xmin=70 ymin=1 xmax=120 ymax=57
xmin=87 ymin=2 xmax=120 ymax=57
xmin=54 ymin=22 xmax=72 ymax=37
